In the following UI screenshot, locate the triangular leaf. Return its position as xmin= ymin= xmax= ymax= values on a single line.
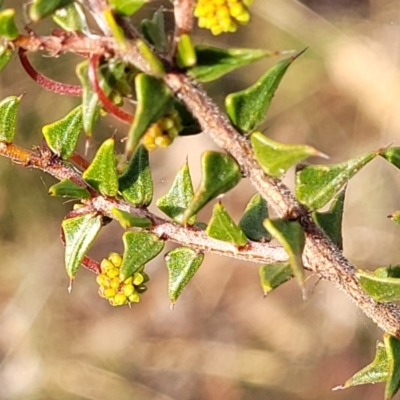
xmin=49 ymin=179 xmax=90 ymax=199
xmin=62 ymin=213 xmax=102 ymax=279
xmin=29 ymin=0 xmax=75 ymax=21
xmin=111 ymin=208 xmax=152 ymax=229
xmin=176 ymin=34 xmax=197 ymax=68
xmin=264 ymin=219 xmax=306 ymax=288
xmin=83 ymin=138 xmax=118 ymax=197
xmin=225 ymin=52 xmax=303 ymax=132
xmin=259 ymin=263 xmax=293 ymax=296
xmin=375 ymin=266 xmax=400 ymax=279
xmin=188 ymin=45 xmax=277 ymax=83
xmin=109 ymin=0 xmax=145 ymax=16
xmin=0 ymin=45 xmax=13 ymax=72
xmin=165 ymin=247 xmax=204 ymax=304
xmin=135 ymin=39 xmax=165 ymax=77
xmin=206 ymin=202 xmax=248 ymax=246
xmin=357 ymin=269 xmax=400 ymax=302
xmin=313 ymin=189 xmax=345 ymax=249
xmin=141 ymin=8 xmax=167 ymax=53
xmin=295 ymin=151 xmax=377 ymax=211
xmin=181 ymin=151 xmax=241 ymax=223
xmin=120 ymin=231 xmax=164 ymax=281
xmin=385 ymin=333 xmax=400 ymax=400
xmin=118 ymin=145 xmax=153 ymax=206
xmin=239 ymin=194 xmax=270 ymax=241
xmin=0 ymin=8 xmax=18 ymax=40
xmin=251 ymin=131 xmax=325 ymax=177
xmin=0 ymin=95 xmax=20 ymax=143
xmin=336 ymin=341 xmax=388 ymax=389
xmin=156 ymin=162 xmax=195 ymax=223
xmin=42 ymin=105 xmax=83 ymax=159
xmin=126 ymin=73 xmax=172 ymax=155
xmin=52 ymin=3 xmax=89 ymax=33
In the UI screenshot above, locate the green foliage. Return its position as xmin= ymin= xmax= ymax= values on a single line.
xmin=29 ymin=0 xmax=75 ymax=21
xmin=166 ymin=247 xmax=204 ymax=304
xmin=42 ymin=106 xmax=83 ymax=159
xmin=52 ymin=3 xmax=89 ymax=33
xmin=0 ymin=45 xmax=12 ymax=72
xmin=259 ymin=263 xmax=293 ymax=296
xmin=0 ymin=9 xmax=18 ymax=40
xmin=49 ymin=179 xmax=90 ymax=199
xmin=111 ymin=208 xmax=152 ymax=229
xmin=225 ymin=53 xmax=302 ymax=132
xmin=109 ymin=0 xmax=145 ymax=16
xmin=0 ymin=95 xmax=19 ymax=143
xmin=83 ymin=138 xmax=119 ymax=197
xmin=141 ymin=9 xmax=167 ymax=53
xmin=188 ymin=46 xmax=277 ymax=82
xmin=206 ymin=202 xmax=248 ymax=246
xmin=296 ymin=151 xmax=377 ymax=210
xmin=251 ymin=131 xmax=324 ymax=177
xmin=181 ymin=151 xmax=241 ymax=223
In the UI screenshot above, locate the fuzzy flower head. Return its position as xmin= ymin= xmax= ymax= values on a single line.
xmin=195 ymin=0 xmax=253 ymax=35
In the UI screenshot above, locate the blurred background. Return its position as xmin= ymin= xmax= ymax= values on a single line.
xmin=1 ymin=0 xmax=400 ymax=399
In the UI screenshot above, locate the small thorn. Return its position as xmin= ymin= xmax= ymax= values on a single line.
xmin=67 ymin=279 xmax=74 ymax=293
xmin=301 ymin=286 xmax=308 ymax=301
xmin=332 ymin=385 xmax=344 ymax=391
xmin=263 ymin=291 xmax=268 ymax=298
xmin=84 ymin=137 xmax=91 ymax=156
xmin=170 ymin=303 xmax=175 ymax=310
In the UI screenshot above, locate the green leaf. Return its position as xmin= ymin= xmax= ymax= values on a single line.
xmin=135 ymin=39 xmax=165 ymax=77
xmin=381 ymin=147 xmax=400 ymax=170
xmin=385 ymin=333 xmax=400 ymax=400
xmin=0 ymin=96 xmax=20 ymax=143
xmin=111 ymin=208 xmax=152 ymax=229
xmin=225 ymin=52 xmax=303 ymax=132
xmin=357 ymin=269 xmax=400 ymax=302
xmin=52 ymin=3 xmax=89 ymax=33
xmin=156 ymin=162 xmax=195 ymax=223
xmin=120 ymin=231 xmax=164 ymax=281
xmin=251 ymin=131 xmax=325 ymax=177
xmin=62 ymin=213 xmax=102 ymax=279
xmin=181 ymin=151 xmax=241 ymax=224
xmin=109 ymin=0 xmax=145 ymax=16
xmin=188 ymin=45 xmax=278 ymax=83
xmin=375 ymin=265 xmax=400 ymax=279
xmin=295 ymin=151 xmax=377 ymax=211
xmin=29 ymin=0 xmax=75 ymax=21
xmin=42 ymin=105 xmax=83 ymax=159
xmin=0 ymin=45 xmax=13 ymax=72
xmin=337 ymin=341 xmax=388 ymax=389
xmin=239 ymin=194 xmax=270 ymax=241
xmin=259 ymin=263 xmax=293 ymax=296
xmin=264 ymin=219 xmax=306 ymax=288
xmin=165 ymin=247 xmax=204 ymax=304
xmin=141 ymin=9 xmax=167 ymax=53
xmin=126 ymin=73 xmax=172 ymax=155
xmin=83 ymin=138 xmax=119 ymax=197
xmin=48 ymin=179 xmax=90 ymax=199
xmin=76 ymin=60 xmax=100 ymax=138
xmin=312 ymin=189 xmax=345 ymax=249
xmin=0 ymin=9 xmax=18 ymax=40
xmin=176 ymin=34 xmax=197 ymax=68
xmin=118 ymin=145 xmax=153 ymax=206
xmin=206 ymin=202 xmax=248 ymax=246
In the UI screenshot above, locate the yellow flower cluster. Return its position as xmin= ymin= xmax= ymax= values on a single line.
xmin=142 ymin=109 xmax=183 ymax=151
xmin=194 ymin=0 xmax=253 ymax=35
xmin=96 ymin=252 xmax=149 ymax=306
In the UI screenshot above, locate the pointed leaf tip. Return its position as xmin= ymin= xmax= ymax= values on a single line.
xmin=83 ymin=138 xmax=119 ymax=197
xmin=166 ymin=247 xmax=204 ymax=303
xmin=206 ymin=202 xmax=248 ymax=246
xmin=49 ymin=179 xmax=90 ymax=199
xmin=239 ymin=194 xmax=270 ymax=241
xmin=226 ymin=54 xmax=302 ymax=132
xmin=296 ymin=151 xmax=377 ymax=210
xmin=251 ymin=131 xmax=325 ymax=177
xmin=259 ymin=263 xmax=293 ymax=296
xmin=182 ymin=151 xmax=241 ymax=224
xmin=29 ymin=0 xmax=75 ymax=21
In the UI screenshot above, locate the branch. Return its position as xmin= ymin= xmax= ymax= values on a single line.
xmin=8 ymin=32 xmax=400 ymax=336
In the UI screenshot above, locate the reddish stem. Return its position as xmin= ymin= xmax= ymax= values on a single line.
xmin=19 ymin=49 xmax=83 ymax=96
xmin=88 ymin=54 xmax=134 ymax=124
xmin=70 ymin=151 xmax=91 ymax=170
